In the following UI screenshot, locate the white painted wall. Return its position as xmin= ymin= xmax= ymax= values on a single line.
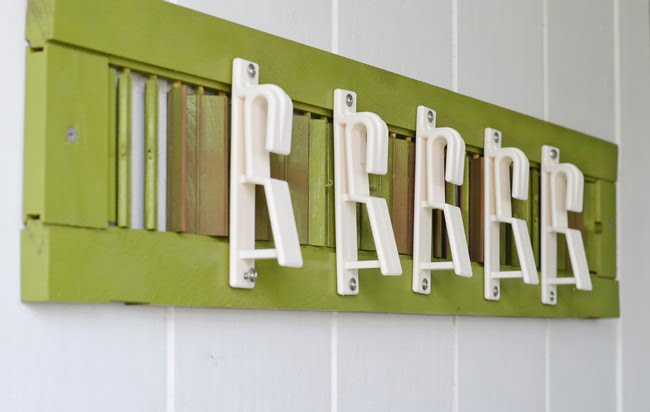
xmin=1 ymin=0 xmax=649 ymax=410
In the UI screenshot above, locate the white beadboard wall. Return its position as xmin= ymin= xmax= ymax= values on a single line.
xmin=1 ymin=0 xmax=649 ymax=411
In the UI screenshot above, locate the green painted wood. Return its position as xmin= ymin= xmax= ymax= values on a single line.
xmin=25 ymin=0 xmax=54 ymax=49
xmin=468 ymin=155 xmax=484 ymax=262
xmin=23 ymin=48 xmax=46 ymax=223
xmin=166 ymin=84 xmax=187 ymax=232
xmin=308 ymin=117 xmax=329 ymax=247
xmin=117 ymin=69 xmax=131 ymax=228
xmin=145 ymin=76 xmax=158 ymax=230
xmin=108 ymin=67 xmax=117 ymax=225
xmin=23 ymin=44 xmax=109 ymax=229
xmin=597 ymin=181 xmax=617 ymax=278
xmin=197 ymin=94 xmax=229 ymax=236
xmin=326 ymin=121 xmax=336 ymax=248
xmin=21 ymin=220 xmax=619 ymax=318
xmin=287 ymin=113 xmax=310 ymax=244
xmin=184 ymin=88 xmax=200 ymax=233
xmin=26 ymin=0 xmax=617 ymax=182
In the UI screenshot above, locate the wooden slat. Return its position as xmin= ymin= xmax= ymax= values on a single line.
xmin=407 ymin=140 xmax=415 ymax=255
xmin=108 ymin=67 xmax=117 ymax=225
xmin=166 ymin=84 xmax=187 ymax=232
xmin=287 ymin=113 xmax=310 ymax=244
xmin=468 ymin=155 xmax=484 ymax=262
xmin=144 ymin=75 xmax=158 ymax=230
xmin=197 ymin=93 xmax=229 ymax=236
xmin=326 ymin=121 xmax=336 ymax=248
xmin=392 ymin=138 xmax=412 ymax=254
xmin=117 ymin=69 xmax=131 ymax=228
xmin=184 ymin=88 xmax=200 ymax=233
xmin=308 ymin=117 xmax=329 ymax=247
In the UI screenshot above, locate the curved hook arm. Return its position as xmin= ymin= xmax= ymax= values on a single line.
xmin=550 ymin=163 xmax=584 ymax=230
xmin=344 ymin=111 xmax=389 ymax=197
xmin=424 ymin=127 xmax=465 ymax=206
xmin=243 ymin=84 xmax=293 ymax=179
xmin=494 ymin=147 xmax=529 ymax=218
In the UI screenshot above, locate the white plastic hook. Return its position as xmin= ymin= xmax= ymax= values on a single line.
xmin=541 ymin=145 xmax=591 ymax=305
xmin=484 ymin=128 xmax=538 ymax=300
xmin=229 ymin=58 xmax=303 ymax=289
xmin=333 ymin=89 xmax=401 ymax=295
xmin=412 ymin=106 xmax=472 ymax=294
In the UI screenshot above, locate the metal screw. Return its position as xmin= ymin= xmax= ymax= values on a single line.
xmin=422 ymin=278 xmax=429 ymax=291
xmin=549 ymin=291 xmax=556 ymax=302
xmin=493 ymin=131 xmax=500 ymax=143
xmin=348 ymin=278 xmax=358 ymax=292
xmin=345 ymin=93 xmax=354 ymax=107
xmin=550 ymin=149 xmax=558 ymax=159
xmin=493 ymin=285 xmax=499 ymax=297
xmin=67 ymin=127 xmax=78 ymax=143
xmin=427 ymin=110 xmax=435 ymax=124
xmin=247 ymin=63 xmax=256 ymax=78
xmin=244 ymin=268 xmax=258 ymax=283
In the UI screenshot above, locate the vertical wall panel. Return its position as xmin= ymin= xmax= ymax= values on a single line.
xmin=0 ymin=2 xmax=168 ymax=411
xmin=546 ymin=2 xmax=618 ymax=411
xmin=336 ymin=314 xmax=454 ymax=411
xmin=175 ymin=0 xmax=331 ymax=51
xmin=338 ymin=0 xmax=453 ymax=88
xmin=456 ymin=3 xmax=548 ymax=411
xmin=173 ymin=309 xmax=331 ymax=412
xmin=548 ymin=320 xmax=617 ymax=412
xmin=457 ymin=0 xmax=544 ymax=119
xmin=547 ymin=0 xmax=615 ymax=141
xmin=619 ymin=0 xmax=650 ymax=408
xmin=456 ymin=318 xmax=546 ymax=412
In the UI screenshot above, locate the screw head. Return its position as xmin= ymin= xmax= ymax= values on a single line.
xmin=67 ymin=127 xmax=78 ymax=143
xmin=493 ymin=285 xmax=499 ymax=297
xmin=247 ymin=63 xmax=256 ymax=78
xmin=345 ymin=93 xmax=354 ymax=107
xmin=493 ymin=131 xmax=500 ymax=143
xmin=244 ymin=268 xmax=257 ymax=283
xmin=348 ymin=278 xmax=358 ymax=292
xmin=427 ymin=110 xmax=435 ymax=124
xmin=549 ymin=291 xmax=556 ymax=302
xmin=422 ymin=278 xmax=429 ymax=291
xmin=550 ymin=149 xmax=558 ymax=159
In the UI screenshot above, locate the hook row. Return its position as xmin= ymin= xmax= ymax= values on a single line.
xmin=228 ymin=58 xmax=592 ymax=305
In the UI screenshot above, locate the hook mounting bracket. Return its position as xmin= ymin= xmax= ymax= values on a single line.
xmin=483 ymin=128 xmax=538 ymax=300
xmin=229 ymin=58 xmax=303 ymax=289
xmin=541 ymin=145 xmax=592 ymax=305
xmin=333 ymin=89 xmax=402 ymax=295
xmin=412 ymin=106 xmax=472 ymax=294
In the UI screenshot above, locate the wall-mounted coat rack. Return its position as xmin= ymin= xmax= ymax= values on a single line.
xmin=21 ymin=0 xmax=619 ymax=318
